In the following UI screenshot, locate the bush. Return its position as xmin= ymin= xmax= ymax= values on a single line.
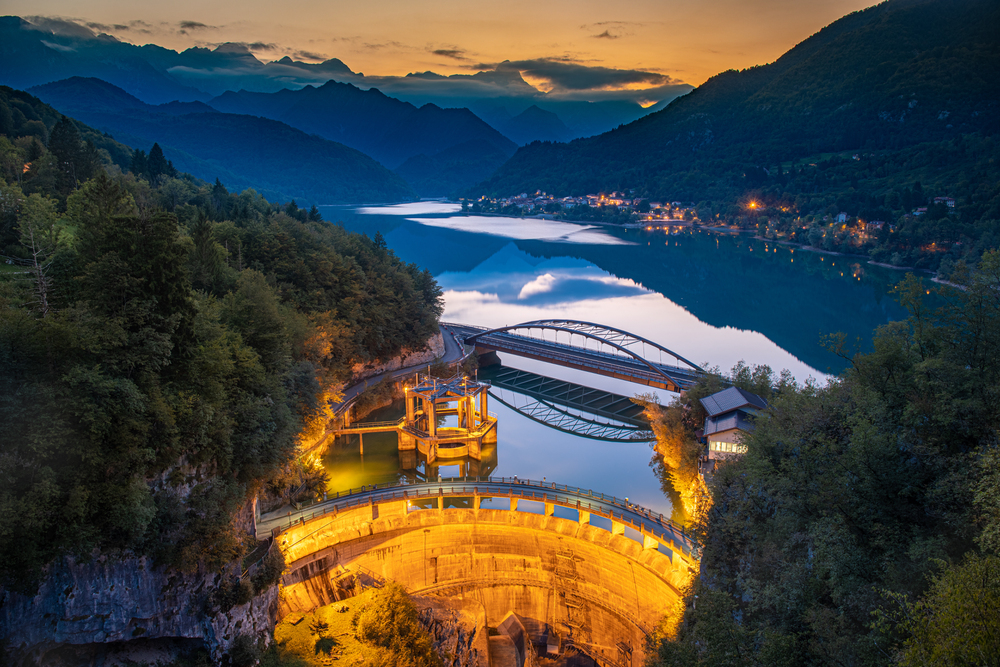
xmin=251 ymin=546 xmax=286 ymax=591
xmin=351 ymin=583 xmax=443 ymax=667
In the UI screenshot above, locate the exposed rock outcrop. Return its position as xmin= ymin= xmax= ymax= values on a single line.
xmin=414 ymin=596 xmax=488 ymax=667
xmin=0 ymin=554 xmax=278 ymax=665
xmin=350 ymin=331 xmax=445 ymax=383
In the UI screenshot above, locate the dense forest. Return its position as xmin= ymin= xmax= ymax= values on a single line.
xmin=472 ymin=0 xmax=1000 ymax=271
xmin=0 ymin=85 xmax=443 ymax=592
xmin=643 ymin=260 xmax=1000 ymax=665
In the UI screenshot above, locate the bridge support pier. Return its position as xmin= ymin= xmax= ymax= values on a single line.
xmin=611 ymin=521 xmax=626 ymax=537
xmin=579 ymin=510 xmax=590 ymax=525
xmin=473 ymin=495 xmax=481 ymax=510
xmin=437 ymin=494 xmax=444 ymax=511
xmin=544 ymin=501 xmax=555 ymax=517
xmin=643 ymin=534 xmax=659 ymax=550
xmin=510 ymin=497 xmax=519 ymax=512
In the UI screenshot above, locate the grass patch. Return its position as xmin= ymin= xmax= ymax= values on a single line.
xmin=268 ymin=590 xmax=376 ymax=666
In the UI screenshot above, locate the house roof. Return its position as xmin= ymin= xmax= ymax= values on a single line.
xmin=699 ymin=386 xmax=767 ymax=418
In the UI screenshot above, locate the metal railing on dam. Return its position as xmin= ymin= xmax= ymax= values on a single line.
xmin=258 ymin=477 xmax=699 ymax=559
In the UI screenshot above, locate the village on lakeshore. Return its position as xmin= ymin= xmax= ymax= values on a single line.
xmin=460 ymin=190 xmax=960 ymax=256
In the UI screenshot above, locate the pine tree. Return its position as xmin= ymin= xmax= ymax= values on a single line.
xmin=47 ymin=116 xmax=85 ymax=191
xmin=129 ymin=149 xmax=148 ymax=179
xmin=146 ymin=143 xmax=170 ymax=182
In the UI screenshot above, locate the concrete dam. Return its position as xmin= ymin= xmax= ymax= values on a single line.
xmin=266 ymin=479 xmax=698 ymax=666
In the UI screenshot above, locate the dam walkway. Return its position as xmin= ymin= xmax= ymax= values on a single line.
xmin=257 ymin=476 xmax=698 ymax=560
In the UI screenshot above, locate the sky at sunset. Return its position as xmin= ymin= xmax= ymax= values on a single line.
xmin=6 ymin=0 xmax=876 ymax=94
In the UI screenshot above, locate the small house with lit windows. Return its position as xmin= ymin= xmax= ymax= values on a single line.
xmin=700 ymin=387 xmax=767 ymax=462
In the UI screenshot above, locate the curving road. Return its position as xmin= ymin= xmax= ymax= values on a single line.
xmin=329 ymin=324 xmax=469 ymax=414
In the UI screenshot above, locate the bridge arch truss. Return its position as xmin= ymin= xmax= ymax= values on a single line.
xmin=488 ymin=388 xmax=655 ymax=443
xmin=464 ymin=319 xmax=704 ymax=391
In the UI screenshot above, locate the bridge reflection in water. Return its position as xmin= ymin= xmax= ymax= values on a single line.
xmin=481 ymin=365 xmax=656 ymax=443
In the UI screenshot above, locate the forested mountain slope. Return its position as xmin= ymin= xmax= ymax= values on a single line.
xmin=29 ymin=77 xmax=417 ymax=205
xmin=473 ymin=0 xmax=1000 ymax=270
xmin=0 ymin=87 xmax=442 ymax=601
xmin=478 ymin=0 xmax=999 ymax=197
xmin=210 ymin=81 xmax=516 ymax=196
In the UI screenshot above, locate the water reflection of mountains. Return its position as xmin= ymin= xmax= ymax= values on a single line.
xmin=331 ymin=212 xmax=919 ymax=374
xmin=517 ymin=232 xmax=919 ymax=374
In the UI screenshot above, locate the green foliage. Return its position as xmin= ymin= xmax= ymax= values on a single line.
xmin=0 ymin=104 xmax=444 ymax=591
xmin=227 ymin=634 xmax=266 ymax=667
xmin=250 ymin=545 xmax=286 ymax=592
xmin=351 ymin=583 xmax=443 ymax=667
xmin=875 ymin=554 xmax=1000 ymax=666
xmin=975 ymin=447 xmax=1000 ymax=554
xmin=651 ymin=252 xmax=1000 ymax=665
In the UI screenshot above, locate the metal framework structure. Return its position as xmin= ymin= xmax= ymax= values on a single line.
xmin=486 ymin=367 xmax=648 ymax=425
xmin=453 ymin=319 xmax=704 ymax=391
xmin=489 ymin=389 xmax=654 ymax=443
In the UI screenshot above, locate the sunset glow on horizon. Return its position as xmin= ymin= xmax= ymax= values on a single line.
xmin=8 ymin=0 xmax=876 ymax=95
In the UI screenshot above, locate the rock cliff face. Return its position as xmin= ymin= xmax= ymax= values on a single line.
xmin=350 ymin=331 xmax=445 ymax=382
xmin=0 ymin=554 xmax=278 ymax=665
xmin=414 ymin=596 xmax=489 ymax=667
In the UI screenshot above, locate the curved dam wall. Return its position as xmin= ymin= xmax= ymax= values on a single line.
xmin=277 ymin=502 xmax=693 ymax=666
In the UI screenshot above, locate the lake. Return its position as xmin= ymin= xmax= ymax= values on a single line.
xmin=317 ymin=202 xmax=918 ymax=522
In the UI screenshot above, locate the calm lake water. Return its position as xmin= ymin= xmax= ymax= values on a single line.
xmin=317 ymin=202 xmax=919 ymax=522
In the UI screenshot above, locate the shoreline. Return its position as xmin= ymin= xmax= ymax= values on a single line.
xmin=442 ymin=202 xmax=942 ymax=276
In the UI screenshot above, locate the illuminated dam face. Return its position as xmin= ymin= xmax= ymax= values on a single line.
xmin=275 ymin=485 xmax=696 ymax=666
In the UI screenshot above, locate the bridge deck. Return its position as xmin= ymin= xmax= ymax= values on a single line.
xmin=332 ymin=418 xmax=404 ymax=435
xmin=448 ymin=323 xmax=701 ymax=392
xmin=258 ymin=477 xmax=697 ymax=557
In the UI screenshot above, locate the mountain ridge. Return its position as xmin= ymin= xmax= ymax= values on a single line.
xmin=209 ymin=79 xmax=517 ymax=196
xmin=29 ymin=77 xmax=417 ymax=204
xmin=475 ymin=0 xmax=1000 ymax=200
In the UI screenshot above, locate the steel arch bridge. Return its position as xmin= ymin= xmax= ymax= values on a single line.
xmin=448 ymin=320 xmax=705 ymax=392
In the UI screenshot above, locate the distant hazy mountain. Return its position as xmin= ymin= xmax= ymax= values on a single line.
xmin=0 ymin=16 xmax=691 ymax=145
xmin=30 ymin=77 xmax=416 ymax=204
xmin=500 ymin=105 xmax=571 ymax=145
xmin=394 ymin=139 xmax=516 ymax=198
xmin=474 ymin=0 xmax=1000 ymax=200
xmin=0 ymin=17 xmax=206 ymax=104
xmin=210 ymin=81 xmax=517 ymax=195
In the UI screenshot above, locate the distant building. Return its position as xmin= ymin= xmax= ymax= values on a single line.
xmin=866 ymin=220 xmax=886 ymax=232
xmin=933 ymin=196 xmax=956 ymax=208
xmin=700 ymin=387 xmax=768 ymax=463
xmin=836 ymin=212 xmax=848 ymax=223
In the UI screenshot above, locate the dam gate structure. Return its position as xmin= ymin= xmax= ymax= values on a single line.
xmin=333 ymin=373 xmax=498 ymax=464
xmin=265 ymin=478 xmax=698 ymax=667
